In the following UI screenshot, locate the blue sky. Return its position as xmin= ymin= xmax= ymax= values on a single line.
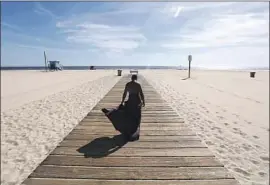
xmin=1 ymin=2 xmax=269 ymax=68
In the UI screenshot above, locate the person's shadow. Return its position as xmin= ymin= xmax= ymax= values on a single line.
xmin=77 ymin=134 xmax=128 ymax=158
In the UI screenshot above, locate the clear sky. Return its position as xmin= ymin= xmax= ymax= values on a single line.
xmin=1 ymin=2 xmax=269 ymax=68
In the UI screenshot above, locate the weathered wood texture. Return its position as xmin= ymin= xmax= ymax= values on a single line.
xmin=23 ymin=74 xmax=239 ymax=185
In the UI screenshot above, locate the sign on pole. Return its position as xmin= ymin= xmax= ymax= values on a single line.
xmin=188 ymin=55 xmax=192 ymax=78
xmin=44 ymin=51 xmax=47 ymax=72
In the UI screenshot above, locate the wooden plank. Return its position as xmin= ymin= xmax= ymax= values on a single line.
xmin=84 ymin=116 xmax=183 ymax=122
xmin=99 ymin=101 xmax=165 ymax=103
xmin=83 ymin=118 xmax=183 ymax=121
xmin=70 ymin=130 xmax=195 ymax=136
xmin=109 ymin=88 xmax=156 ymax=90
xmin=103 ymin=95 xmax=162 ymax=98
xmin=42 ymin=156 xmax=222 ymax=167
xmin=107 ymin=88 xmax=156 ymax=90
xmin=23 ymin=179 xmax=240 ymax=185
xmin=96 ymin=103 xmax=171 ymax=106
xmin=74 ymin=125 xmax=190 ymax=131
xmin=107 ymin=91 xmax=158 ymax=93
xmin=81 ymin=119 xmax=185 ymax=123
xmin=90 ymin=110 xmax=177 ymax=114
xmin=86 ymin=115 xmax=180 ymax=118
xmin=111 ymin=88 xmax=155 ymax=90
xmin=51 ymin=147 xmax=213 ymax=157
xmin=93 ymin=107 xmax=175 ymax=111
xmin=93 ymin=106 xmax=174 ymax=110
xmin=101 ymin=99 xmax=163 ymax=102
xmin=65 ymin=134 xmax=200 ymax=141
xmin=83 ymin=117 xmax=184 ymax=121
xmin=85 ymin=114 xmax=181 ymax=118
xmin=73 ymin=127 xmax=192 ymax=132
xmin=108 ymin=92 xmax=158 ymax=94
xmin=87 ymin=112 xmax=180 ymax=116
xmin=106 ymin=93 xmax=161 ymax=95
xmin=29 ymin=166 xmax=233 ymax=179
xmin=58 ymin=140 xmax=205 ymax=148
xmin=79 ymin=122 xmax=186 ymax=127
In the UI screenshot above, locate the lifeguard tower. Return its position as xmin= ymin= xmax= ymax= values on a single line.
xmin=48 ymin=61 xmax=63 ymax=71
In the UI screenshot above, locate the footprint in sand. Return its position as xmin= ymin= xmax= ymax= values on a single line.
xmin=243 ymin=120 xmax=252 ymax=124
xmin=234 ymin=168 xmax=251 ymax=177
xmin=217 ymin=116 xmax=224 ymax=120
xmin=253 ymin=135 xmax=259 ymax=139
xmin=216 ymin=136 xmax=224 ymax=140
xmin=224 ymin=122 xmax=229 ymax=126
xmin=242 ymin=144 xmax=252 ymax=151
xmin=16 ymin=158 xmax=25 ymax=163
xmin=251 ymin=160 xmax=260 ymax=165
xmin=206 ymin=141 xmax=214 ymax=145
xmin=220 ymin=144 xmax=226 ymax=148
xmin=233 ymin=121 xmax=238 ymax=124
xmin=6 ymin=140 xmax=18 ymax=146
xmin=216 ymin=149 xmax=225 ymax=154
xmin=255 ymin=145 xmax=261 ymax=149
xmin=233 ymin=128 xmax=239 ymax=131
xmin=239 ymin=131 xmax=247 ymax=137
xmin=260 ymin=156 xmax=269 ymax=162
xmin=258 ymin=172 xmax=267 ymax=177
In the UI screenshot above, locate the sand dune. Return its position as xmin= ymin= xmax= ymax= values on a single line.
xmin=142 ymin=70 xmax=269 ymax=185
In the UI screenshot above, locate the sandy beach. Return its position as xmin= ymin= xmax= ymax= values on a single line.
xmin=1 ymin=69 xmax=269 ymax=185
xmin=142 ymin=70 xmax=269 ymax=185
xmin=1 ymin=70 xmax=121 ymax=185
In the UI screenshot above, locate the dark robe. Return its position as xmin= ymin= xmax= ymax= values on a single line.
xmin=102 ymin=94 xmax=141 ymax=141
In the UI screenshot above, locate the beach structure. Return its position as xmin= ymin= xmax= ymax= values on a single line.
xmin=23 ymin=74 xmax=240 ymax=185
xmin=44 ymin=51 xmax=63 ymax=71
xmin=48 ymin=61 xmax=63 ymax=71
xmin=130 ymin=70 xmax=139 ymax=74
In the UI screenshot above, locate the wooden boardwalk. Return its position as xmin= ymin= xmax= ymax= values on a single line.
xmin=23 ymin=75 xmax=239 ymax=185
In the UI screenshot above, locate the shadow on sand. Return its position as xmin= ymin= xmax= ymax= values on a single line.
xmin=77 ymin=134 xmax=128 ymax=158
xmin=182 ymin=77 xmax=190 ymax=80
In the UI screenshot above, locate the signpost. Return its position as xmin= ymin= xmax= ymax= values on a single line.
xmin=188 ymin=55 xmax=192 ymax=78
xmin=44 ymin=51 xmax=47 ymax=72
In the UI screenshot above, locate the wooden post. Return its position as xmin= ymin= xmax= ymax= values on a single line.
xmin=188 ymin=55 xmax=192 ymax=78
xmin=44 ymin=51 xmax=47 ymax=72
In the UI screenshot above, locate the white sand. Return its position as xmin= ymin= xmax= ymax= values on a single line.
xmin=1 ymin=69 xmax=269 ymax=185
xmin=141 ymin=70 xmax=269 ymax=185
xmin=1 ymin=70 xmax=120 ymax=111
xmin=1 ymin=70 xmax=121 ymax=185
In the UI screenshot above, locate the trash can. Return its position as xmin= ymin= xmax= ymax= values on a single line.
xmin=250 ymin=72 xmax=256 ymax=78
xmin=117 ymin=70 xmax=122 ymax=76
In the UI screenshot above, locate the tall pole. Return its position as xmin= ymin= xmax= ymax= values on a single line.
xmin=188 ymin=61 xmax=191 ymax=78
xmin=188 ymin=55 xmax=192 ymax=78
xmin=44 ymin=51 xmax=47 ymax=72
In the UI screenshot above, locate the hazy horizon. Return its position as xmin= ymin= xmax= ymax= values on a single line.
xmin=1 ymin=2 xmax=269 ymax=68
